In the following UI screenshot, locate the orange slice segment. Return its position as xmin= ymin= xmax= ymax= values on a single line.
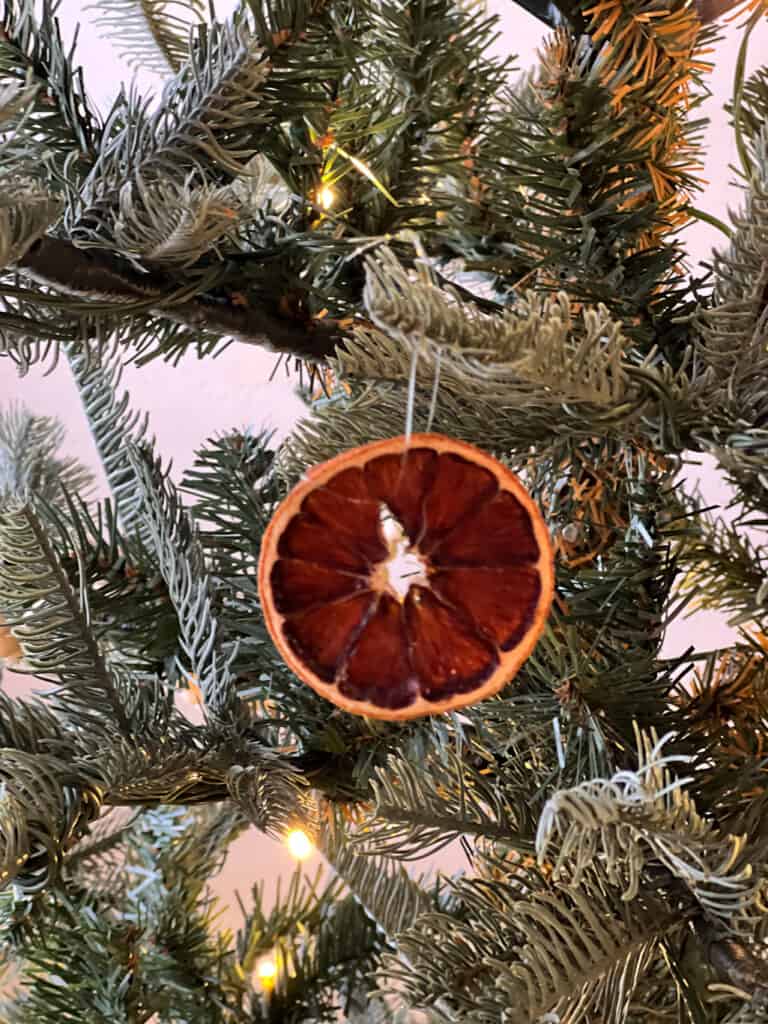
xmin=429 ymin=566 xmax=542 ymax=651
xmin=428 ymin=489 xmax=541 ymax=565
xmin=404 ymin=586 xmax=499 ymax=698
xmin=281 ymin=591 xmax=376 ymax=682
xmin=363 ymin=448 xmax=438 ymax=543
xmin=339 ymin=593 xmax=419 ymax=710
xmin=418 ymin=452 xmax=498 ymax=549
xmin=258 ymin=434 xmax=554 ymax=720
xmin=270 ymin=559 xmax=369 ymax=614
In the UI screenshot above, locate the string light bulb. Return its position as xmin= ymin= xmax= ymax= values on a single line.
xmin=317 ymin=184 xmax=336 ymax=210
xmin=256 ymin=958 xmax=278 ymax=990
xmin=285 ymin=829 xmax=313 ymax=860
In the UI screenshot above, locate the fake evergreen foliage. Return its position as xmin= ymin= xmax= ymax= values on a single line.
xmin=2 ymin=0 xmax=768 ymax=1018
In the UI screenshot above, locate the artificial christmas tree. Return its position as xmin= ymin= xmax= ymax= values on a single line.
xmin=2 ymin=0 xmax=768 ymax=1019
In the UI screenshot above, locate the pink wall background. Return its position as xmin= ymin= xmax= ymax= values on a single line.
xmin=1 ymin=1 xmax=767 ymax=937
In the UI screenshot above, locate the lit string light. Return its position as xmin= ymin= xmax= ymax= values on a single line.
xmin=317 ymin=184 xmax=336 ymax=210
xmin=306 ymin=120 xmax=399 ymax=209
xmin=257 ymin=958 xmax=278 ymax=990
xmin=332 ymin=143 xmax=399 ymax=207
xmin=285 ymin=829 xmax=314 ymax=860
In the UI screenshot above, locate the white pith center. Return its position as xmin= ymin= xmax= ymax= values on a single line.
xmin=377 ymin=505 xmax=428 ymax=600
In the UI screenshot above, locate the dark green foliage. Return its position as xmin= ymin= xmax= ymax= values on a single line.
xmin=383 ymin=858 xmax=692 ymax=1023
xmin=181 ymin=428 xmax=278 ymax=584
xmin=3 ymin=809 xmax=242 ymax=1023
xmin=736 ymin=64 xmax=768 ymax=140
xmin=0 ymin=0 xmax=101 ymax=183
xmin=1 ymin=813 xmax=389 ymax=1024
xmin=242 ymin=873 xmax=385 ymax=1023
xmin=49 ymin=491 xmax=179 ymax=670
xmin=0 ymin=404 xmax=93 ymax=500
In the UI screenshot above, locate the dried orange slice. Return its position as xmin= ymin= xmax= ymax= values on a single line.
xmin=258 ymin=434 xmax=554 ymax=720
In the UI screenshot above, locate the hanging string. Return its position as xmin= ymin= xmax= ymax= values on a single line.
xmin=425 ymin=347 xmax=441 ymax=434
xmin=399 ymin=230 xmax=446 ymax=446
xmin=404 ymin=336 xmax=420 ymax=447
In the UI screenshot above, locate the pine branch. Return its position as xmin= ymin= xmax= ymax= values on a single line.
xmin=301 ymin=0 xmax=510 ymax=238
xmin=108 ymin=174 xmax=247 ymax=269
xmin=126 ymin=446 xmax=241 ymax=724
xmin=64 ymin=341 xmax=156 ymax=547
xmin=63 ymin=805 xmax=143 ymax=876
xmin=279 ymin=251 xmax=699 ymax=480
xmin=703 ymin=430 xmax=768 ymax=518
xmin=693 ymin=141 xmax=768 ymax=421
xmin=41 ymin=489 xmax=178 ymax=671
xmin=16 ymin=234 xmax=348 ymax=360
xmin=383 ymin=858 xmax=688 ymax=1024
xmin=735 ymin=65 xmax=768 ymax=144
xmin=679 ymin=643 xmax=768 ymax=768
xmin=0 ymin=747 xmax=104 ymax=895
xmin=9 ymin=807 xmax=248 ymax=1023
xmin=466 ymin=0 xmax=716 ymax=357
xmin=0 ymin=181 xmax=62 ymax=268
xmin=237 ymin=864 xmax=340 ymax=975
xmin=269 ymin=893 xmax=383 ymax=1024
xmin=0 ymin=0 xmax=101 ymax=179
xmin=0 ymin=403 xmax=93 ymax=501
xmin=322 ymin=813 xmax=433 ymax=939
xmin=92 ymin=739 xmax=225 ymax=805
xmin=0 ymin=688 xmax=71 ymax=753
xmin=68 ymin=19 xmax=272 ymax=247
xmin=536 ymin=728 xmax=762 ymax=935
xmin=671 ymin=500 xmax=768 ymax=629
xmin=692 ymin=93 xmax=768 ymax=502
xmin=73 ymin=451 xmax=310 ymax=835
xmin=226 ymin=755 xmax=310 ymax=840
xmin=180 ymin=429 xmax=286 ymax=699
xmin=361 ymin=248 xmax=632 ymax=407
xmin=236 ymin=865 xmax=388 ymax=1022
xmin=0 ymin=274 xmax=87 ymax=374
xmin=350 ymin=745 xmax=534 ymax=860
xmin=181 ymin=428 xmax=277 ymax=581
xmin=673 ymin=643 xmax=768 ymax=856
xmin=0 ymin=496 xmax=132 ymax=734
xmin=3 ymin=13 xmax=356 ymax=361
xmin=171 ymin=803 xmax=248 ymax=881
xmin=81 ymin=733 xmax=304 ymax=837
xmin=531 ymin=437 xmax=679 ymax=745
xmin=110 ymin=305 xmax=231 ymax=367
xmin=88 ymin=0 xmax=207 ymax=75
xmin=0 ymin=271 xmax=233 ymax=375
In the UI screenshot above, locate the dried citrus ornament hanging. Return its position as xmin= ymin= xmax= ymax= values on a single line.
xmin=258 ymin=434 xmax=554 ymax=720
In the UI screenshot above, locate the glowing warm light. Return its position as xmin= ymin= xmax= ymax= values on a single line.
xmin=336 ymin=144 xmax=399 ymax=206
xmin=317 ymin=184 xmax=336 ymax=210
xmin=285 ymin=829 xmax=313 ymax=860
xmin=257 ymin=959 xmax=277 ymax=989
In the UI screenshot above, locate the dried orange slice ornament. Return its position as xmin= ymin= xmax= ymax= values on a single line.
xmin=258 ymin=434 xmax=554 ymax=720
